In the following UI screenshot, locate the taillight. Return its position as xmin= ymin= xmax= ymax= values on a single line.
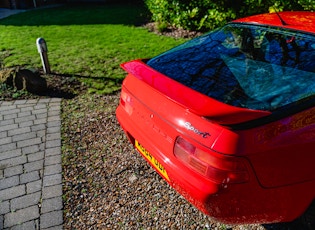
xmin=120 ymin=90 xmax=133 ymax=115
xmin=174 ymin=137 xmax=249 ymax=184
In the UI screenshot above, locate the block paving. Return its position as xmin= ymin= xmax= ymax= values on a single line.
xmin=0 ymin=98 xmax=63 ymax=229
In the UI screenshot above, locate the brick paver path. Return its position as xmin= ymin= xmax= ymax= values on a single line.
xmin=0 ymin=98 xmax=63 ymax=229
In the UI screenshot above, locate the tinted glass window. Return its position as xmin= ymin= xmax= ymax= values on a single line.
xmin=147 ymin=24 xmax=315 ymax=111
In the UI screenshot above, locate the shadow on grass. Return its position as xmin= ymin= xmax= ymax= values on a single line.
xmin=0 ymin=3 xmax=149 ymax=27
xmin=44 ymin=71 xmax=124 ymax=96
xmin=55 ymin=72 xmax=123 ymax=83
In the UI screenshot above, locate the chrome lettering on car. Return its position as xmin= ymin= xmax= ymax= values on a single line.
xmin=184 ymin=122 xmax=210 ymax=138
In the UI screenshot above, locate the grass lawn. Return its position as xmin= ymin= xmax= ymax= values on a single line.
xmin=0 ymin=3 xmax=184 ymax=93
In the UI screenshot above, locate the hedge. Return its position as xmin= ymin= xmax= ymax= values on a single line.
xmin=144 ymin=0 xmax=315 ymax=32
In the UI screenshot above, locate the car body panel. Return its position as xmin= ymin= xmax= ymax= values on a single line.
xmin=233 ymin=11 xmax=315 ymax=34
xmin=243 ymin=107 xmax=315 ymax=187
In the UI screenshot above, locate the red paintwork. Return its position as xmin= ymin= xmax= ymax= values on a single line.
xmin=233 ymin=11 xmax=315 ymax=34
xmin=116 ymin=12 xmax=315 ymax=225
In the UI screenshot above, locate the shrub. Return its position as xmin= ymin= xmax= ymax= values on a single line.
xmin=145 ymin=0 xmax=312 ymax=32
xmin=298 ymin=0 xmax=315 ymax=11
xmin=238 ymin=0 xmax=303 ymax=16
xmin=145 ymin=0 xmax=237 ymax=32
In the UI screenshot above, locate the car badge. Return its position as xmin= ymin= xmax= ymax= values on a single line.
xmin=183 ymin=122 xmax=210 ymax=138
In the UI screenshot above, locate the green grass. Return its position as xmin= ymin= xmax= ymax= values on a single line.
xmin=0 ymin=3 xmax=184 ymax=93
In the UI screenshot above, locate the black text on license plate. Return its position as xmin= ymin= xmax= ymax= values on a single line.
xmin=135 ymin=140 xmax=170 ymax=181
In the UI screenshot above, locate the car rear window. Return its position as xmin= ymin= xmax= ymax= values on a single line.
xmin=147 ymin=23 xmax=315 ymax=111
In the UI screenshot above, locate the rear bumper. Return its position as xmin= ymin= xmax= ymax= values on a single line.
xmin=116 ymin=102 xmax=314 ymax=225
xmin=116 ymin=104 xmax=219 ymax=200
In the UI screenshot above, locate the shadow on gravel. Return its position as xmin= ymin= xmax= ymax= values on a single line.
xmin=263 ymin=221 xmax=303 ymax=230
xmin=38 ymin=72 xmax=89 ymax=99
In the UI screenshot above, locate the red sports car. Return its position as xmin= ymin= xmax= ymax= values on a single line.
xmin=116 ymin=11 xmax=315 ymax=228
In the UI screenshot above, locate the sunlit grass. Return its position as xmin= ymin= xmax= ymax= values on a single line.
xmin=0 ymin=3 xmax=185 ymax=93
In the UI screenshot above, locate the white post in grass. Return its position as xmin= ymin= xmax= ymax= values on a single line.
xmin=36 ymin=38 xmax=51 ymax=74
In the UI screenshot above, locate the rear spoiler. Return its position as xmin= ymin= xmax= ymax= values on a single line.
xmin=121 ymin=59 xmax=271 ymax=124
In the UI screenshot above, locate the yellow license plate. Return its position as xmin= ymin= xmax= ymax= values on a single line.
xmin=135 ymin=140 xmax=170 ymax=181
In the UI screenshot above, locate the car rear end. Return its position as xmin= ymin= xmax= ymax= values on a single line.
xmin=116 ymin=60 xmax=297 ymax=224
xmin=117 ymin=61 xmax=238 ymax=218
xmin=116 ymin=16 xmax=315 ymax=225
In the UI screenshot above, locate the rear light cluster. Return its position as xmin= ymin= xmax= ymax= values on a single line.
xmin=120 ymin=90 xmax=133 ymax=115
xmin=174 ymin=137 xmax=249 ymax=184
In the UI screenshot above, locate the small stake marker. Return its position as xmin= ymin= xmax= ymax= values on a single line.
xmin=36 ymin=37 xmax=51 ymax=74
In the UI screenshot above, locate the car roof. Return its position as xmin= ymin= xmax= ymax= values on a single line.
xmin=232 ymin=11 xmax=315 ymax=34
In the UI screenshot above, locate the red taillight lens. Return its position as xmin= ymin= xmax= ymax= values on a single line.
xmin=174 ymin=137 xmax=249 ymax=184
xmin=120 ymin=90 xmax=133 ymax=115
